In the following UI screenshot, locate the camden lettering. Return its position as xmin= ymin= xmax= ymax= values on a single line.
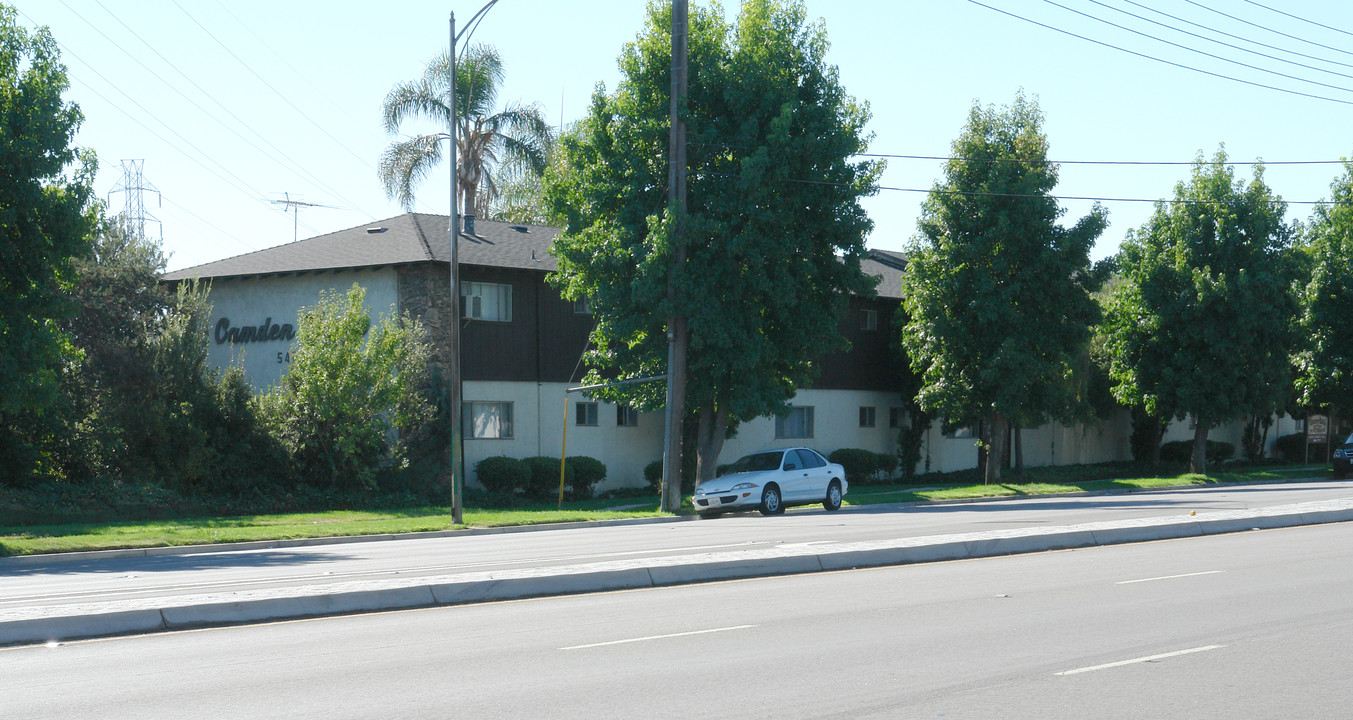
xmin=214 ymin=317 xmax=296 ymax=345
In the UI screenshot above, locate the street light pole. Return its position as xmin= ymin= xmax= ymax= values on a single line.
xmin=448 ymin=12 xmax=463 ymax=524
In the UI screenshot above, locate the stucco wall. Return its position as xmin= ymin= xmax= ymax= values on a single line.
xmin=461 ymin=381 xmax=665 ymax=493
xmin=202 ymin=269 xmax=399 ymax=390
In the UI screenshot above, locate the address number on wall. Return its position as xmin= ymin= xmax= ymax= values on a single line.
xmin=277 ymin=352 xmax=292 ymax=364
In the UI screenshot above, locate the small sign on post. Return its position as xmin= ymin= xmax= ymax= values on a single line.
xmin=1309 ymin=415 xmax=1329 ymax=445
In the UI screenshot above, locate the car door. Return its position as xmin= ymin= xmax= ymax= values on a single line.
xmin=796 ymin=449 xmax=831 ymax=500
xmin=782 ymin=449 xmax=817 ymax=502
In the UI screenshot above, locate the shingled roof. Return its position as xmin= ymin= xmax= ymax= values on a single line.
xmin=162 ymin=213 xmax=560 ymax=281
xmin=162 ymin=212 xmax=907 ymax=300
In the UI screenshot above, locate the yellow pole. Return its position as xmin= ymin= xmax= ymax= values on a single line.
xmin=558 ymin=395 xmax=569 ymax=509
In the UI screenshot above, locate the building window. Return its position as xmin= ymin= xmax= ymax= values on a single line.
xmin=617 ymin=405 xmax=639 ymax=427
xmin=776 ymin=406 xmax=815 ymax=439
xmin=576 ymin=401 xmax=598 ymax=427
xmin=943 ymin=422 xmax=975 ymax=439
xmin=464 ymin=401 xmax=513 ymax=439
xmin=462 ymin=282 xmax=512 ymax=322
xmin=573 ymin=297 xmax=593 ymax=315
xmin=859 ymin=406 xmax=876 ymax=428
xmin=861 ymin=308 xmax=878 ymax=331
xmin=889 ymin=407 xmax=904 ymax=428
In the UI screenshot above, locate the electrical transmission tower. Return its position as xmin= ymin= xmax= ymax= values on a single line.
xmin=271 ymin=192 xmax=335 ymax=241
xmin=107 ymin=159 xmax=162 ymax=241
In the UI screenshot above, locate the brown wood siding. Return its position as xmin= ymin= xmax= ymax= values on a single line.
xmin=460 ymin=266 xmax=592 ymax=383
xmin=809 ymin=296 xmax=906 ymax=391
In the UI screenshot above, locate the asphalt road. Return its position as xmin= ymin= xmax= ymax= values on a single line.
xmin=4 ymin=481 xmax=1351 ymax=617
xmin=5 ymin=520 xmax=1350 ymax=719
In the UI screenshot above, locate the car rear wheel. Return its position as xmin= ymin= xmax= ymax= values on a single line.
xmin=759 ymin=485 xmax=783 ymax=516
xmin=823 ymin=480 xmax=842 ymax=511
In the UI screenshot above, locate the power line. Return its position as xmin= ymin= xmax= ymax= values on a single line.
xmin=59 ymin=0 xmax=377 ymax=221
xmin=1123 ymin=0 xmax=1353 ymax=71
xmin=1040 ymin=0 xmax=1353 ymax=95
xmin=690 ymin=171 xmax=1349 ymax=207
xmin=1085 ymin=0 xmax=1353 ymax=83
xmin=859 ymin=153 xmax=1348 ymax=166
xmin=966 ymin=0 xmax=1353 ymax=106
xmin=1243 ymin=0 xmax=1353 ymax=39
xmin=170 ymin=1 xmax=381 ymax=174
xmin=1183 ymin=0 xmax=1353 ymax=59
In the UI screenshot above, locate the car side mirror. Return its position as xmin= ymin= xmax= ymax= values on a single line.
xmin=784 ymin=463 xmax=798 ymax=471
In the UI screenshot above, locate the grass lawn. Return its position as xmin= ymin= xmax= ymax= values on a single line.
xmin=0 ymin=463 xmax=1334 ymax=557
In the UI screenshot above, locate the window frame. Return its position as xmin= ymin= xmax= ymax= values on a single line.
xmin=461 ymin=281 xmax=513 ymax=322
xmin=616 ymin=405 xmax=639 ymax=427
xmin=464 ymin=401 xmax=514 ymax=439
xmin=861 ymin=308 xmax=878 ymax=332
xmin=859 ymin=406 xmax=876 ymax=428
xmin=775 ymin=406 xmax=815 ymax=439
xmin=575 ymin=401 xmax=599 ymax=427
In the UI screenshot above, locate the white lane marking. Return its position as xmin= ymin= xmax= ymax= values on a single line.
xmin=1056 ymin=645 xmax=1225 ymax=676
xmin=560 ymin=624 xmax=757 ymax=651
xmin=1116 ymin=570 xmax=1224 ymax=585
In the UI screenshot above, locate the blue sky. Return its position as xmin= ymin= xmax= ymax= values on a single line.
xmin=17 ymin=0 xmax=1353 ymax=271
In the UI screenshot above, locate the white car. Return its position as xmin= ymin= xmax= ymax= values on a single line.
xmin=693 ymin=447 xmax=847 ymax=519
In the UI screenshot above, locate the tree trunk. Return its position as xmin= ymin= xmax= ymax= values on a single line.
xmin=1013 ymin=425 xmax=1024 ymax=477
xmin=1149 ymin=417 xmax=1163 ymax=468
xmin=1191 ymin=419 xmax=1209 ymax=475
xmin=984 ymin=412 xmax=1008 ymax=485
xmin=694 ymin=406 xmax=729 ymax=485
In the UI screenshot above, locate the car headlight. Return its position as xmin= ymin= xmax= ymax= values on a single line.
xmin=731 ymin=482 xmax=758 ymax=490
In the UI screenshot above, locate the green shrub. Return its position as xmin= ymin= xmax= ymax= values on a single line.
xmin=523 ymin=456 xmax=572 ymax=500
xmin=1274 ymin=433 xmax=1328 ymax=462
xmin=257 ymin=284 xmax=434 ymax=490
xmin=875 ymin=452 xmax=897 ymax=481
xmin=644 ymin=458 xmax=694 ymax=493
xmin=644 ymin=460 xmax=663 ymax=493
xmin=564 ymin=456 xmax=606 ymax=499
xmin=475 ymin=456 xmax=528 ymax=495
xmin=829 ymin=448 xmax=879 ymax=485
xmin=1159 ymin=440 xmax=1235 ymax=465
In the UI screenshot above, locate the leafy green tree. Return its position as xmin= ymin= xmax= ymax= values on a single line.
xmin=1295 ymin=161 xmax=1353 ymax=427
xmin=546 ymin=0 xmax=881 ymax=490
xmin=379 ymin=44 xmax=552 ymax=217
xmin=0 ymin=7 xmax=98 ymax=483
xmin=900 ymin=93 xmax=1106 ymax=484
xmin=258 ymin=284 xmax=434 ymax=489
xmin=1103 ymin=149 xmax=1296 ymax=474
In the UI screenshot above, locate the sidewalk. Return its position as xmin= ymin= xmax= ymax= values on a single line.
xmin=3 ymin=495 xmax=1353 ymax=647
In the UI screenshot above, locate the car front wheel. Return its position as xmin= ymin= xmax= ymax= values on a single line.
xmin=823 ymin=480 xmax=842 ymax=511
xmin=759 ymin=484 xmax=783 ymax=516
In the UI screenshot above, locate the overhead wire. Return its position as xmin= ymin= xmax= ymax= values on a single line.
xmin=64 ymin=0 xmax=377 ymax=222
xmin=1084 ymin=0 xmax=1353 ymax=83
xmin=1183 ymin=0 xmax=1353 ymax=59
xmin=169 ymin=1 xmax=382 ymax=175
xmin=1039 ymin=0 xmax=1353 ymax=95
xmin=1242 ymin=0 xmax=1353 ymax=39
xmin=1123 ymin=0 xmax=1353 ymax=70
xmin=965 ymin=0 xmax=1353 ymax=106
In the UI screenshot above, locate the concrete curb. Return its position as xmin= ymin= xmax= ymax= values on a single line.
xmin=5 ymin=499 xmax=1352 ymax=648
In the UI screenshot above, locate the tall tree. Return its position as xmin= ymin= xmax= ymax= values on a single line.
xmin=1104 ymin=149 xmax=1296 ymax=474
xmin=546 ymin=0 xmax=880 ymax=488
xmin=379 ymin=44 xmax=552 ymax=219
xmin=1295 ymin=160 xmax=1353 ymax=425
xmin=0 ymin=7 xmax=98 ymax=483
xmin=900 ymin=93 xmax=1106 ymax=484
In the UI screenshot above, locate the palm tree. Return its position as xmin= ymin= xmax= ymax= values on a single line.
xmin=379 ymin=44 xmax=552 ymax=219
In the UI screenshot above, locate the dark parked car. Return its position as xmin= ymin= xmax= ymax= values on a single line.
xmin=1334 ymin=433 xmax=1353 ymax=478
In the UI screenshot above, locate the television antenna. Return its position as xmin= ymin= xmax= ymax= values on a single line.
xmin=271 ymin=192 xmax=336 ymax=241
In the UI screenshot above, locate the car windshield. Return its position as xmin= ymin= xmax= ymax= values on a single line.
xmin=726 ymin=451 xmax=784 ymax=475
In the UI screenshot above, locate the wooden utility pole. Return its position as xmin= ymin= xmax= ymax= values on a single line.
xmin=660 ymin=0 xmax=689 ymax=513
